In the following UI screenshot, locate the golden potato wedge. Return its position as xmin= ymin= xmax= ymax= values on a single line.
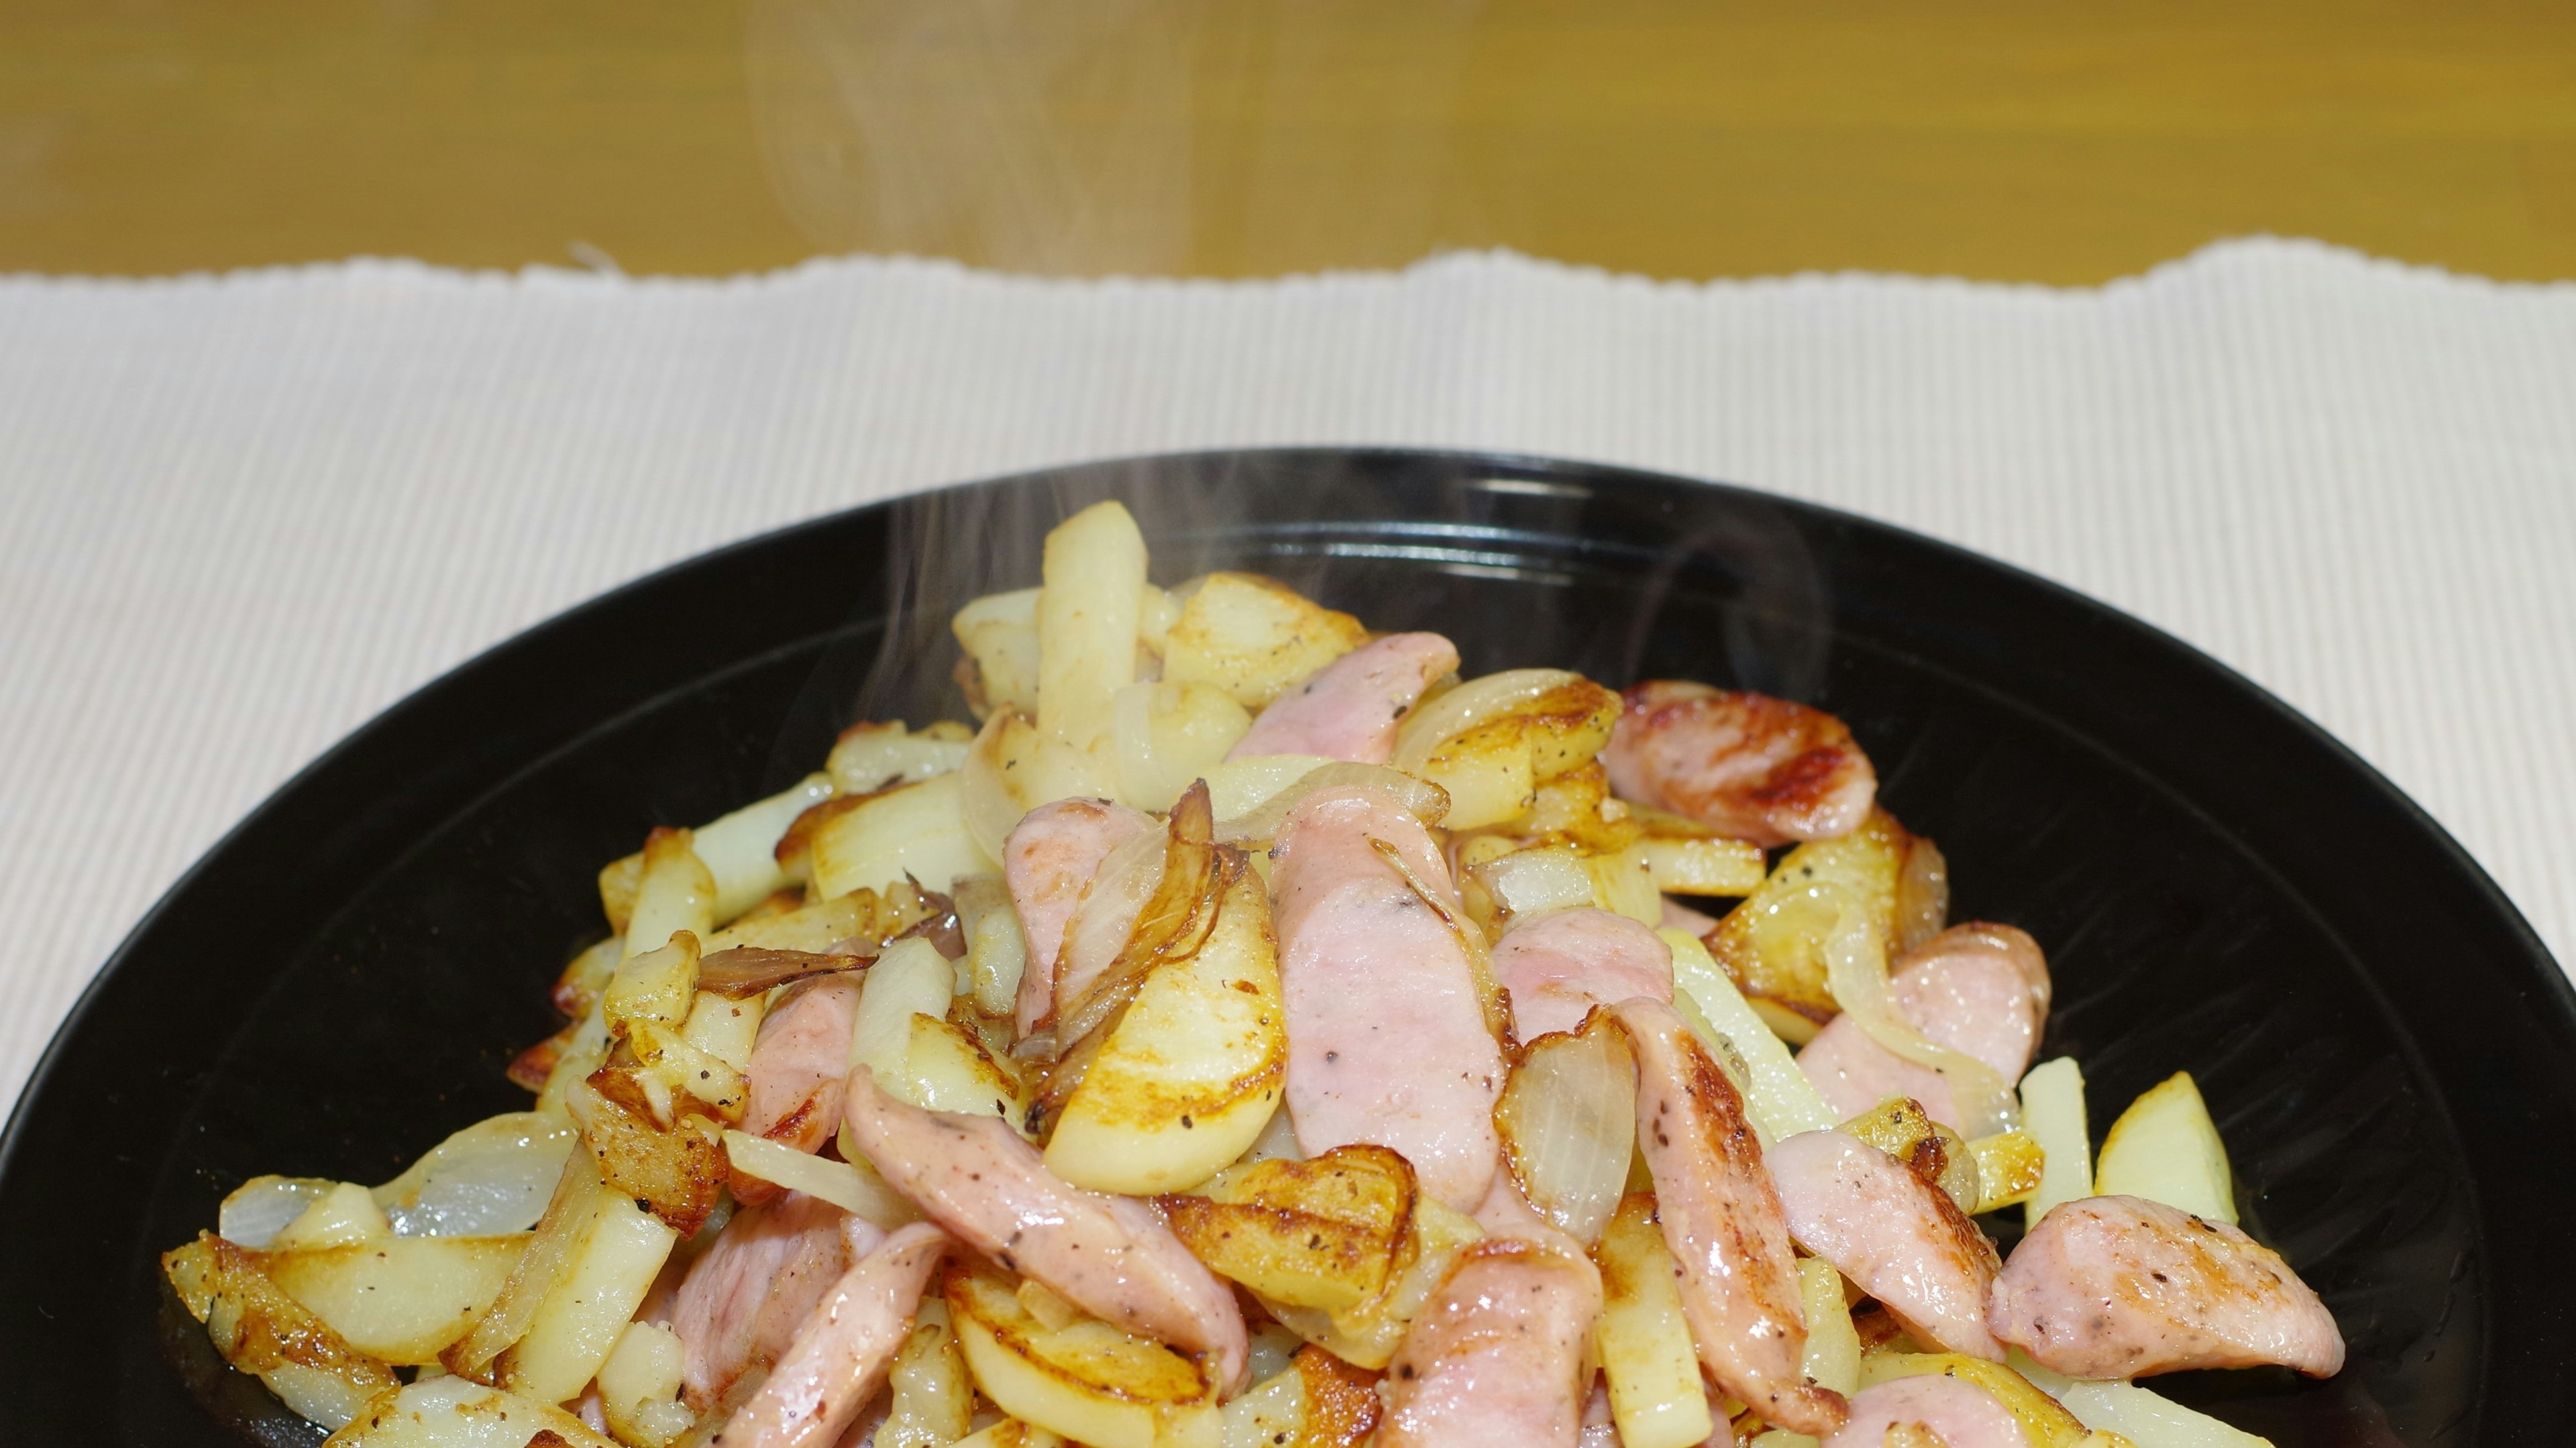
xmin=1638 ymin=836 xmax=1767 ymax=899
xmin=256 ymin=1234 xmax=530 ymax=1366
xmin=1395 ymin=675 xmax=1622 ymax=830
xmin=1111 ymin=679 xmax=1253 ymax=812
xmin=164 ymin=1232 xmax=398 ymax=1431
xmin=1701 ymin=808 xmax=1925 ymax=1042
xmin=325 ymin=1374 xmax=621 ymax=1447
xmin=1258 ymin=1191 xmax=1483 ymax=1371
xmin=1967 ymin=1129 xmax=2048 ymax=1215
xmin=1038 ymin=499 xmax=1150 ymax=750
xmin=565 ymin=1075 xmax=727 ymax=1236
xmin=699 ymin=888 xmax=894 ymax=954
xmin=957 ymin=706 xmax=1122 ymax=865
xmin=1595 ymin=1194 xmax=1715 ymax=1448
xmin=1160 ymin=572 xmax=1369 ymax=708
xmin=808 ymin=771 xmax=998 ymax=899
xmin=2018 ymin=1057 xmax=2094 ymax=1231
xmin=1861 ymin=1352 xmax=2090 ymax=1448
xmin=698 ymin=774 xmax=841 ymax=923
xmin=946 ymin=1260 xmax=1224 ymax=1448
xmin=1583 ymin=842 xmax=1665 ymax=926
xmin=955 ymin=873 xmax=1030 ymax=1018
xmin=878 ymin=1302 xmax=974 ymax=1448
xmin=1839 ymin=1096 xmax=1983 ymax=1215
xmin=604 ymin=932 xmax=699 ymax=1037
xmin=496 ymin=1188 xmax=678 ymax=1406
xmin=955 ymin=586 xmax=1044 ymax=719
xmin=1798 ymin=1254 xmax=1861 ymax=1396
xmin=598 ymin=1320 xmax=694 ymax=1448
xmin=2008 ymin=1349 xmax=2266 ymax=1448
xmin=829 ymin=720 xmax=972 ymax=795
xmin=1460 ymin=842 xmax=1598 ymax=936
xmin=1518 ymin=763 xmax=1645 ymax=855
xmin=625 ymin=828 xmax=717 ymax=958
xmin=1162 ymin=1145 xmax=1414 ymax=1313
xmin=1219 ymin=1345 xmax=1383 ymax=1448
xmin=1044 ymin=856 xmax=1287 ymax=1194
xmin=896 ymin=1011 xmax=1029 ymax=1129
xmin=2094 ymin=1071 xmax=2237 ymax=1225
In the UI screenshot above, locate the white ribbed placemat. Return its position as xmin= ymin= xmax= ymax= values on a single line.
xmin=3 ymin=238 xmax=2571 ymax=1115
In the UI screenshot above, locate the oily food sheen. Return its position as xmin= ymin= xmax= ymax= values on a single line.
xmin=169 ymin=500 xmax=2344 ymax=1448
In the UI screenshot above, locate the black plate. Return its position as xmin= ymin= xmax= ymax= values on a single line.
xmin=3 ymin=449 xmax=2567 ymax=1447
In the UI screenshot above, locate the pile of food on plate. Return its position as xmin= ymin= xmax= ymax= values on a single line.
xmin=168 ymin=500 xmax=2343 ymax=1448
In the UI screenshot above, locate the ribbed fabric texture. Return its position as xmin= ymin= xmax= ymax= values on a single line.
xmin=2 ymin=238 xmax=2570 ymax=1113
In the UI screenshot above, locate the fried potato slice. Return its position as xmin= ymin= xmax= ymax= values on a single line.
xmin=946 ymin=1260 xmax=1224 ymax=1448
xmin=1396 ymin=675 xmax=1622 ymax=830
xmin=1160 ymin=572 xmax=1369 ymax=709
xmin=1700 ymin=807 xmax=1925 ymax=1042
xmin=1968 ymin=1129 xmax=2049 ymax=1215
xmin=1044 ymin=854 xmax=1287 ymax=1194
xmin=2094 ymin=1070 xmax=2237 ymax=1225
xmin=1163 ymin=1146 xmax=1414 ymax=1314
xmin=1860 ymin=1352 xmax=2092 ymax=1448
xmin=254 ymin=1235 xmax=530 ymax=1366
xmin=1256 ymin=1190 xmax=1484 ymax=1372
xmin=808 ymin=772 xmax=997 ymax=900
xmin=1839 ymin=1095 xmax=1984 ymax=1215
xmin=164 ymin=1233 xmax=398 ymax=1432
xmin=1595 ymin=1194 xmax=1717 ymax=1448
xmin=323 ymin=1374 xmax=621 ymax=1447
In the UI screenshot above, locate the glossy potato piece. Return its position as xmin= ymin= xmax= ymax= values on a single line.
xmin=2094 ymin=1072 xmax=2237 ymax=1225
xmin=1044 ymin=858 xmax=1287 ymax=1194
xmin=808 ymin=773 xmax=996 ymax=901
xmin=1405 ymin=677 xmax=1623 ymax=831
xmin=1161 ymin=1145 xmax=1413 ymax=1314
xmin=945 ymin=1261 xmax=1224 ymax=1448
xmin=325 ymin=1375 xmax=621 ymax=1447
xmin=255 ymin=1234 xmax=530 ymax=1366
xmin=1594 ymin=1194 xmax=1717 ymax=1448
xmin=1160 ymin=572 xmax=1370 ymax=708
xmin=163 ymin=1233 xmax=399 ymax=1432
xmin=1701 ymin=809 xmax=1921 ymax=1042
xmin=954 ymin=587 xmax=1043 ymax=718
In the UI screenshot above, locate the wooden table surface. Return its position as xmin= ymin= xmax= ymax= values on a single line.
xmin=5 ymin=0 xmax=2573 ymax=282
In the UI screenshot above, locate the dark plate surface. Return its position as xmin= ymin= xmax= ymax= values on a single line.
xmin=2 ymin=449 xmax=2567 ymax=1447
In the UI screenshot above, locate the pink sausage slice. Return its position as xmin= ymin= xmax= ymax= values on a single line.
xmin=1797 ymin=924 xmax=2048 ymax=1131
xmin=1227 ymin=632 xmax=1460 ymax=764
xmin=1822 ymin=1375 xmax=2033 ymax=1448
xmin=1269 ymin=784 xmax=1505 ymax=1213
xmin=1768 ymin=1129 xmax=2004 ymax=1359
xmin=1004 ymin=797 xmax=1157 ymax=1038
xmin=1603 ymin=681 xmax=1876 ymax=846
xmin=1491 ymin=907 xmax=1674 ymax=1043
xmin=1611 ymin=998 xmax=1846 ymax=1439
xmin=710 ymin=1221 xmax=950 ymax=1448
xmin=672 ymin=1192 xmax=880 ymax=1411
xmin=840 ymin=1069 xmax=1249 ymax=1390
xmin=1377 ymin=1234 xmax=1603 ymax=1448
xmin=731 ymin=977 xmax=864 ymax=1206
xmin=1991 ymin=1195 xmax=2345 ymax=1380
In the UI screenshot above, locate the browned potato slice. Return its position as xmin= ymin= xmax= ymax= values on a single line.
xmin=1839 ymin=1095 xmax=1982 ymax=1214
xmin=1256 ymin=1190 xmax=1483 ymax=1370
xmin=162 ymin=1233 xmax=398 ymax=1431
xmin=1161 ymin=572 xmax=1369 ymax=708
xmin=1968 ymin=1129 xmax=2049 ymax=1215
xmin=945 ymin=1260 xmax=1223 ymax=1448
xmin=1410 ymin=679 xmax=1622 ymax=830
xmin=1701 ymin=808 xmax=1927 ymax=1042
xmin=565 ymin=1075 xmax=725 ymax=1236
xmin=1162 ymin=1146 xmax=1414 ymax=1313
xmin=254 ymin=1234 xmax=529 ymax=1366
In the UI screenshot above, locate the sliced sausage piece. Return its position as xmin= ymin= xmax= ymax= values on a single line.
xmin=1611 ymin=998 xmax=1846 ymax=1439
xmin=1377 ymin=1233 xmax=1603 ymax=1448
xmin=1270 ymin=784 xmax=1505 ymax=1213
xmin=732 ymin=977 xmax=865 ymax=1206
xmin=673 ymin=1192 xmax=881 ymax=1410
xmin=1797 ymin=924 xmax=2047 ymax=1131
xmin=711 ymin=1221 xmax=950 ymax=1448
xmin=1227 ymin=632 xmax=1460 ymax=764
xmin=1603 ymin=681 xmax=1875 ymax=846
xmin=1768 ymin=1129 xmax=2004 ymax=1360
xmin=839 ymin=1068 xmax=1249 ymax=1391
xmin=1491 ymin=907 xmax=1674 ymax=1043
xmin=1004 ymin=797 xmax=1157 ymax=1038
xmin=1821 ymin=1374 xmax=2032 ymax=1448
xmin=1990 ymin=1195 xmax=2345 ymax=1379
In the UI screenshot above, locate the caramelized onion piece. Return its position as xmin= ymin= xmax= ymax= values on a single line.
xmin=696 ymin=946 xmax=871 ymax=999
